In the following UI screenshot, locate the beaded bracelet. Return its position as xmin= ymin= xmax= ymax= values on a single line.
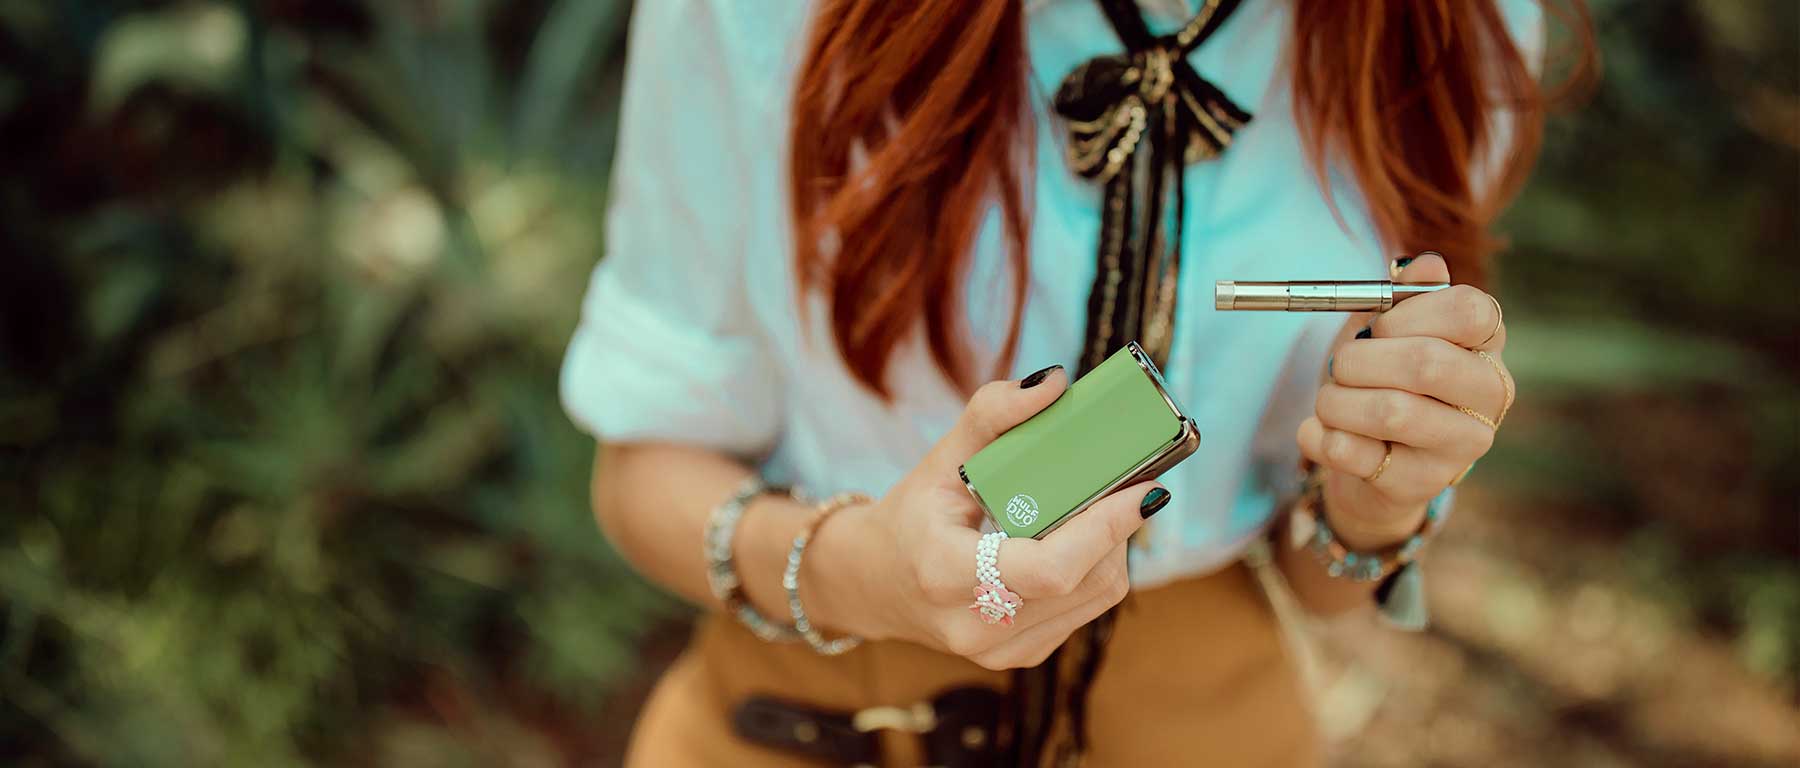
xmin=783 ymin=491 xmax=871 ymax=656
xmin=1289 ymin=468 xmax=1443 ymax=582
xmin=704 ymin=477 xmax=803 ymax=643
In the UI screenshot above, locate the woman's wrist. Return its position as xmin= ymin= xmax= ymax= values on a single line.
xmin=1319 ymin=468 xmax=1428 ymax=550
xmin=729 ymin=492 xmax=893 ymax=643
xmin=796 ymin=498 xmax=896 ymax=642
xmin=729 ymin=493 xmax=820 ymax=631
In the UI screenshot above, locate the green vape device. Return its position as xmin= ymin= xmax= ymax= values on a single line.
xmin=959 ymin=342 xmax=1200 ymax=539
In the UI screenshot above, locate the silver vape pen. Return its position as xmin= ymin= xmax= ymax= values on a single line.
xmin=1213 ymin=281 xmax=1451 ymax=312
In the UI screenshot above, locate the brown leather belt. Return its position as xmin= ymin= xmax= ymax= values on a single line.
xmin=731 ymin=686 xmax=1008 ymax=767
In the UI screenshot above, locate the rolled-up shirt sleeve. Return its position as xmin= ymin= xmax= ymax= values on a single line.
xmin=558 ymin=0 xmax=784 ymax=459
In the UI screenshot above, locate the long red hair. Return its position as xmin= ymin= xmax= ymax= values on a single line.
xmin=790 ymin=0 xmax=1592 ymax=397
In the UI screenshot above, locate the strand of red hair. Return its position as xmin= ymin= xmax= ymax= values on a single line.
xmin=791 ymin=0 xmax=1594 ymax=398
xmin=1291 ymin=0 xmax=1593 ymax=289
xmin=788 ymin=0 xmax=1033 ymax=397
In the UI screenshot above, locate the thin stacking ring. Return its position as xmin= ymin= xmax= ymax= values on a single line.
xmin=970 ymin=531 xmax=1022 ymax=627
xmin=1366 ymin=442 xmax=1394 ymax=484
xmin=1476 ymin=294 xmax=1504 ymax=349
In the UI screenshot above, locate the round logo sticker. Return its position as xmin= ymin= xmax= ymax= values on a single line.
xmin=1005 ymin=494 xmax=1040 ymax=528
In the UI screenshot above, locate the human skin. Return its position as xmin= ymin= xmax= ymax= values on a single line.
xmin=588 ymin=254 xmax=1513 ymax=665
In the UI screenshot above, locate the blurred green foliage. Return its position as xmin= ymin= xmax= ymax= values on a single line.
xmin=1490 ymin=0 xmax=1800 ymax=690
xmin=2 ymin=1 xmax=668 ymax=765
xmin=0 ymin=0 xmax=1794 ymax=766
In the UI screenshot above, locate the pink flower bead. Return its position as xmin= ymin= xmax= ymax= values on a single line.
xmin=973 ymin=583 xmax=1020 ymax=610
xmin=968 ymin=602 xmax=1015 ymax=627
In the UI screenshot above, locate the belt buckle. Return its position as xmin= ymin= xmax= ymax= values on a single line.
xmin=852 ymin=702 xmax=937 ymax=734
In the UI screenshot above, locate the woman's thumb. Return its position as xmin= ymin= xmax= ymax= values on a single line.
xmin=928 ymin=365 xmax=1068 ymax=467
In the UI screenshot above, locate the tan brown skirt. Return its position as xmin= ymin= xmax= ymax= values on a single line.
xmin=625 ymin=562 xmax=1320 ymax=767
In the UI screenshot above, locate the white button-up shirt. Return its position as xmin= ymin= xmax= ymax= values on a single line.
xmin=561 ymin=0 xmax=1540 ymax=587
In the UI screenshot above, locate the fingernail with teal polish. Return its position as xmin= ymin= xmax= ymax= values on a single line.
xmin=1020 ymin=364 xmax=1062 ymax=389
xmin=1394 ymin=256 xmax=1415 ymax=270
xmin=1140 ymin=488 xmax=1171 ymax=519
xmin=1355 ymin=326 xmax=1373 ymax=340
xmin=1327 ymin=356 xmax=1334 ymax=378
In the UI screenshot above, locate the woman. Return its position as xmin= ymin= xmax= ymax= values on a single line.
xmin=561 ymin=0 xmax=1584 ymax=764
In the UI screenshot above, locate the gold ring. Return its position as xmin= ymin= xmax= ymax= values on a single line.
xmin=1475 ymin=294 xmax=1504 ymax=349
xmin=1366 ymin=442 xmax=1393 ymax=483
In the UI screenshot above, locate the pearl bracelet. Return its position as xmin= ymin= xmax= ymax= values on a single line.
xmin=783 ymin=491 xmax=870 ymax=656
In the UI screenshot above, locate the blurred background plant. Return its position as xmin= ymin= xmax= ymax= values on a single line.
xmin=2 ymin=1 xmax=669 ymax=764
xmin=0 ymin=1 xmax=1793 ymax=767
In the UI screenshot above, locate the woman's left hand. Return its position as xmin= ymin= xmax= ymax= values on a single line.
xmin=1296 ymin=252 xmax=1515 ymax=549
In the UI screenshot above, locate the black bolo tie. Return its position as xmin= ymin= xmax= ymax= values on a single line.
xmin=1055 ymin=0 xmax=1253 ymax=375
xmin=1008 ymin=2 xmax=1253 ymax=766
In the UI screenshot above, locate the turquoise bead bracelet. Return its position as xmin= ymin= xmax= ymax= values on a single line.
xmin=1289 ymin=468 xmax=1445 ymax=583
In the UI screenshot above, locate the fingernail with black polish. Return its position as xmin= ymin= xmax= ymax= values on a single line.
xmin=1139 ymin=488 xmax=1171 ymax=519
xmin=1354 ymin=326 xmax=1373 ymax=340
xmin=1020 ymin=364 xmax=1062 ymax=389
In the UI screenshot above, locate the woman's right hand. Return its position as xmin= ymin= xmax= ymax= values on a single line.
xmin=808 ymin=366 xmax=1167 ymax=670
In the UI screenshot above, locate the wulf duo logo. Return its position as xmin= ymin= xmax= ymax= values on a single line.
xmin=1005 ymin=494 xmax=1040 ymax=527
